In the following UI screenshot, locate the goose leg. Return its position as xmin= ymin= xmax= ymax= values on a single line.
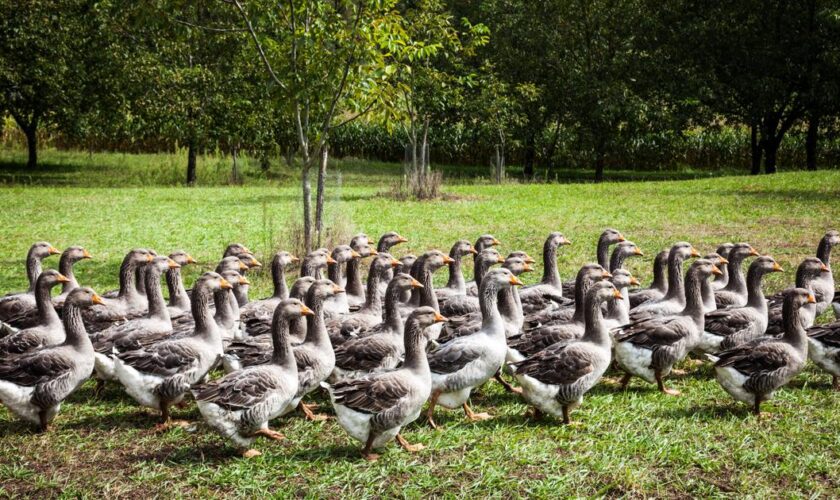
xmin=753 ymin=396 xmax=763 ymax=420
xmin=242 ymin=449 xmax=262 ymax=458
xmin=93 ymin=378 xmax=106 ymax=398
xmin=619 ymin=372 xmax=632 ymax=390
xmin=524 ymin=407 xmax=544 ymax=420
xmin=299 ymin=401 xmax=328 ymax=421
xmin=655 ymin=371 xmax=680 ymax=396
xmin=38 ymin=410 xmax=50 ymax=433
xmin=426 ymin=390 xmax=441 ymax=429
xmin=494 ymin=370 xmax=522 ymax=394
xmin=833 ymin=375 xmax=840 ymax=391
xmin=561 ymin=405 xmax=572 ymax=425
xmin=396 ymin=433 xmax=425 ymax=452
xmin=462 ymin=402 xmax=492 ymax=421
xmin=255 ymin=428 xmax=286 ymax=441
xmin=362 ymin=432 xmax=380 ymax=461
xmin=155 ymin=401 xmax=190 ymax=430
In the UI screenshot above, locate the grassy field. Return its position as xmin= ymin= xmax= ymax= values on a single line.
xmin=0 ymin=149 xmax=839 ymax=496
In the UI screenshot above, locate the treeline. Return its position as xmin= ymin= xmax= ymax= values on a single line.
xmin=2 ymin=0 xmax=840 ymax=183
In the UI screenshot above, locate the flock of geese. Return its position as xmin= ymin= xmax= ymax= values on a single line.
xmin=0 ymin=229 xmax=838 ymax=460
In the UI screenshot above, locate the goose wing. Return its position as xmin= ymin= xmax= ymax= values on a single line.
xmin=330 ymin=372 xmax=411 ymax=414
xmin=614 ymin=316 xmax=692 ymax=347
xmin=0 ymin=347 xmax=73 ymax=386
xmin=334 ymin=335 xmax=399 ymax=372
xmin=513 ymin=341 xmax=595 ymax=385
xmin=427 ymin=338 xmax=483 ymax=375
xmin=704 ymin=307 xmax=755 ymax=338
xmin=808 ymin=321 xmax=840 ymax=348
xmin=116 ymin=340 xmax=200 ymax=376
xmin=193 ymin=367 xmax=286 ymax=410
xmin=714 ymin=339 xmax=790 ymax=376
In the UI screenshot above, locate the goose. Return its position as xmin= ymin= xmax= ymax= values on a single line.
xmin=325 ymin=307 xmax=445 ymax=461
xmin=83 ymin=249 xmax=154 ymax=332
xmin=283 ymin=279 xmax=343 ymax=421
xmin=712 ymin=288 xmax=813 ymax=418
xmin=697 ymin=256 xmax=783 ymax=354
xmin=52 ymin=246 xmax=92 ymax=312
xmin=508 ymin=264 xmax=610 ymax=364
xmin=0 ymin=287 xmax=101 ymax=431
xmin=714 ymin=243 xmax=760 ymax=308
xmin=193 ymin=298 xmax=312 ymax=458
xmin=563 ymin=229 xmax=624 ymax=296
xmin=331 ymin=273 xmax=425 ymax=380
xmin=223 ymin=243 xmax=260 ymax=307
xmin=609 ymin=240 xmax=644 ymax=273
xmin=806 ymin=319 xmax=840 ymax=390
xmin=700 ymin=252 xmax=728 ymax=313
xmin=325 ymin=245 xmax=361 ymax=317
xmin=345 ymin=233 xmax=375 ymax=308
xmin=0 ymin=270 xmax=70 ymax=355
xmin=435 ymin=240 xmax=478 ymax=301
xmin=300 ymin=248 xmax=334 ymax=279
xmin=89 ymin=256 xmax=180 ymax=385
xmin=464 ymin=234 xmax=501 ymax=295
xmin=603 ymin=269 xmax=638 ymax=331
xmin=629 ymin=242 xmax=700 ymax=319
xmin=239 ymin=276 xmax=316 ymax=343
xmin=0 ymin=242 xmax=60 ymax=325
xmin=127 ymin=249 xmax=158 ymax=307
xmin=214 ymin=270 xmax=248 ymax=342
xmin=425 ymin=268 xmax=523 ymax=428
xmin=327 ymin=253 xmax=401 ymax=346
xmin=404 ymin=250 xmax=454 ymax=315
xmin=513 ymin=282 xmax=621 ymax=423
xmin=711 ymin=243 xmax=735 ymax=291
xmin=374 ymin=231 xmax=408 ymax=296
xmin=523 ymin=263 xmax=611 ymax=328
xmin=113 ymin=272 xmax=231 ymax=428
xmin=812 ymin=230 xmax=839 ymax=316
xmin=396 ymin=254 xmax=418 ymax=303
xmin=764 ymin=257 xmax=827 ymax=336
xmin=834 ymin=292 xmax=839 ymax=318
xmin=629 ymin=250 xmax=669 ymax=308
xmin=614 ymin=259 xmax=721 ymax=395
xmin=239 ymin=251 xmax=299 ymax=325
xmin=519 ymin=232 xmax=572 ymax=313
xmin=165 ymin=250 xmax=197 ymax=318
xmin=438 ymin=249 xmax=504 ymax=317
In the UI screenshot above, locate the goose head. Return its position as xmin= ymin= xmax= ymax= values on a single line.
xmin=547 ymin=231 xmax=572 ymax=248
xmin=715 ymin=242 xmax=735 ymax=260
xmin=397 ymin=254 xmax=418 ymax=274
xmin=389 ymin=272 xmax=423 ymax=293
xmin=450 ymin=240 xmax=477 ymax=259
xmin=61 ymin=246 xmax=92 ymax=265
xmin=503 ymin=256 xmax=534 ymax=276
xmin=168 ymin=250 xmax=196 ymax=267
xmin=729 ymin=242 xmax=760 ymax=261
xmin=589 ymin=280 xmax=623 ymax=306
xmin=216 ymin=256 xmax=249 ymax=273
xmin=671 ymin=241 xmax=700 ymax=260
xmin=423 ymin=250 xmax=454 ymax=272
xmin=277 ymin=298 xmax=314 ymax=320
xmin=751 ymin=255 xmax=784 ymax=276
xmin=507 ymin=250 xmax=536 ymax=264
xmin=824 ymin=230 xmax=840 ymax=247
xmin=407 ymin=306 xmax=448 ymax=342
xmin=475 ymin=234 xmax=501 ymax=251
xmin=609 ymin=268 xmax=637 ymax=290
xmin=306 ymin=279 xmax=345 ymax=303
xmin=224 ymin=243 xmax=251 ymax=258
xmin=37 ymin=269 xmax=71 ymax=289
xmin=477 ymin=248 xmax=505 ymax=268
xmin=601 ymin=228 xmax=625 ymax=245
xmin=147 ymin=255 xmax=180 ymax=274
xmin=272 ymin=251 xmax=299 ymax=270
xmin=483 ymin=268 xmax=524 ymax=290
xmin=331 ymin=245 xmax=360 ymax=264
xmin=704 ymin=252 xmax=728 ymax=267
xmin=290 ymin=276 xmax=317 ymax=299
xmin=30 ymin=241 xmax=61 ymax=260
xmin=66 ymin=286 xmax=104 ymax=308
xmin=378 ymin=231 xmax=408 ymax=250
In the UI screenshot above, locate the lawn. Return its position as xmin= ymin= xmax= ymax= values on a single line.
xmin=0 ymin=150 xmax=839 ymax=497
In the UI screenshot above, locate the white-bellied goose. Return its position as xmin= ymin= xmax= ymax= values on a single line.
xmin=128 ymin=249 xmax=158 ymax=307
xmin=464 ymin=234 xmax=501 ymax=296
xmin=509 ymin=264 xmax=610 ymax=364
xmin=519 ymin=232 xmax=572 ymax=313
xmin=84 ymin=249 xmax=154 ymax=332
xmin=165 ymin=250 xmax=196 ymax=318
xmin=813 ymin=230 xmax=839 ymax=316
xmin=327 ymin=253 xmax=401 ymax=346
xmin=700 ymin=253 xmax=728 ymax=313
xmin=240 ymin=276 xmax=315 ymax=344
xmin=326 ymin=307 xmax=445 ymax=461
xmin=89 ymin=256 xmax=180 ymax=384
xmin=603 ymin=269 xmax=639 ymax=331
xmin=0 ymin=287 xmax=101 ymax=432
xmin=347 ymin=234 xmax=379 ymax=310
xmin=765 ymin=257 xmax=827 ymax=336
xmin=193 ymin=298 xmax=312 ymax=458
xmin=331 ymin=274 xmax=425 ymax=380
xmin=239 ymin=251 xmax=299 ymax=325
xmin=0 ymin=242 xmax=60 ymax=325
xmin=0 ymin=270 xmax=70 ymax=355
xmin=435 ymin=240 xmax=477 ymax=301
xmin=697 ymin=256 xmax=783 ymax=354
xmin=513 ymin=282 xmax=621 ymax=423
xmin=711 ymin=243 xmax=735 ymax=291
xmin=52 ymin=246 xmax=92 ymax=312
xmin=714 ymin=243 xmax=760 ymax=308
xmin=439 ymin=249 xmax=504 ymax=317
xmin=629 ymin=250 xmax=669 ymax=308
xmin=374 ymin=231 xmax=408 ymax=297
xmin=426 ymin=268 xmax=522 ymax=427
xmin=404 ymin=250 xmax=453 ymax=315
xmin=396 ymin=254 xmax=418 ymax=303
xmin=223 ymin=243 xmax=260 ymax=307
xmin=614 ymin=259 xmax=721 ymax=395
xmin=214 ymin=270 xmax=248 ymax=342
xmin=300 ymin=248 xmax=334 ymax=279
xmin=807 ymin=319 xmax=840 ymax=390
xmin=713 ymin=288 xmax=813 ymax=418
xmin=562 ymin=229 xmax=624 ymax=296
xmin=113 ymin=272 xmax=231 ymax=428
xmin=609 ymin=241 xmax=644 ymax=273
xmin=325 ymin=245 xmax=361 ymax=317
xmin=629 ymin=242 xmax=700 ymax=319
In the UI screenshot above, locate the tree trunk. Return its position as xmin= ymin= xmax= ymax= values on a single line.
xmin=594 ymin=150 xmax=605 ymax=183
xmin=421 ymin=116 xmax=430 ymax=177
xmin=806 ymin=112 xmax=819 ymax=171
xmin=24 ymin=126 xmax=37 ymax=168
xmin=750 ymin=123 xmax=762 ymax=175
xmin=494 ymin=144 xmax=502 ymax=184
xmin=186 ymin=141 xmax=197 ymax=186
xmin=523 ymin=133 xmax=535 ymax=179
xmin=302 ymin=162 xmax=313 ymax=253
xmin=261 ymin=154 xmax=271 ymax=173
xmin=315 ymin=144 xmax=328 ymax=247
xmin=764 ymin=139 xmax=779 ymax=174
xmin=231 ymin=145 xmax=239 ymax=184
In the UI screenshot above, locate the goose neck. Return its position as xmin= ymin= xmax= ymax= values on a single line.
xmin=145 ymin=266 xmax=170 ymax=322
xmin=345 ymin=258 xmax=364 ymax=297
xmin=35 ymin=279 xmax=60 ymax=326
xmin=541 ymin=242 xmax=560 ymax=287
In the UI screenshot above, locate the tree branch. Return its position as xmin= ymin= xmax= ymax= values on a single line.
xmin=171 ymin=17 xmax=247 ymax=33
xmin=226 ymin=0 xmax=287 ymax=91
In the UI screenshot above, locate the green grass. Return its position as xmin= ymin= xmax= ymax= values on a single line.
xmin=1 ymin=149 xmax=840 ymax=496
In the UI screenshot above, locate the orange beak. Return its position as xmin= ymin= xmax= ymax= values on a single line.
xmin=630 ymin=276 xmax=640 ymax=286
xmin=300 ymin=304 xmax=314 ymax=316
xmin=220 ymin=278 xmax=233 ymax=290
xmin=772 ymin=262 xmax=783 ymax=272
xmin=524 ymin=256 xmax=536 ymax=264
xmin=613 ymin=289 xmax=624 ymax=300
xmin=290 ymin=255 xmax=300 ymax=263
xmin=496 ymin=256 xmax=505 ymax=264
xmin=49 ymin=246 xmax=60 ymax=255
xmin=168 ymin=259 xmax=180 ymax=270
xmin=410 ymin=278 xmax=424 ymax=289
xmin=56 ymin=273 xmax=71 ymax=283
xmin=749 ymin=248 xmax=760 ymax=257
xmin=390 ymin=258 xmax=401 ymax=268
xmin=617 ymin=234 xmax=626 ymax=242
xmin=561 ymin=237 xmax=572 ymax=245
xmin=469 ymin=248 xmax=478 ymax=255
xmin=238 ymin=262 xmax=248 ymax=271
xmin=351 ymin=250 xmax=362 ymax=259
xmin=91 ymin=293 xmax=104 ymax=305
xmin=634 ymin=248 xmax=644 ymax=256
xmin=690 ymin=247 xmax=700 ymax=258
xmin=820 ymin=263 xmax=830 ymax=272
xmin=443 ymin=255 xmax=455 ymax=264
xmin=602 ymin=270 xmax=613 ymax=278
xmin=434 ymin=312 xmax=449 ymax=323
xmin=524 ymin=264 xmax=534 ymax=272
xmin=368 ymin=249 xmax=379 ymax=256
xmin=807 ymin=294 xmax=816 ymax=304
xmin=186 ymin=254 xmax=196 ymax=264
xmin=492 ymin=238 xmax=501 ymax=246
xmin=82 ymin=249 xmax=92 ymax=259
xmin=397 ymin=236 xmax=408 ymax=243
xmin=333 ymin=285 xmax=345 ymax=294
xmin=249 ymin=258 xmax=262 ymax=268
xmin=509 ymin=276 xmax=524 ymax=286
xmin=146 ymin=254 xmax=154 ymax=262
xmin=719 ymin=257 xmax=729 ymax=265
xmin=711 ymin=265 xmax=723 ymax=276
xmin=326 ymin=256 xmax=337 ymax=265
